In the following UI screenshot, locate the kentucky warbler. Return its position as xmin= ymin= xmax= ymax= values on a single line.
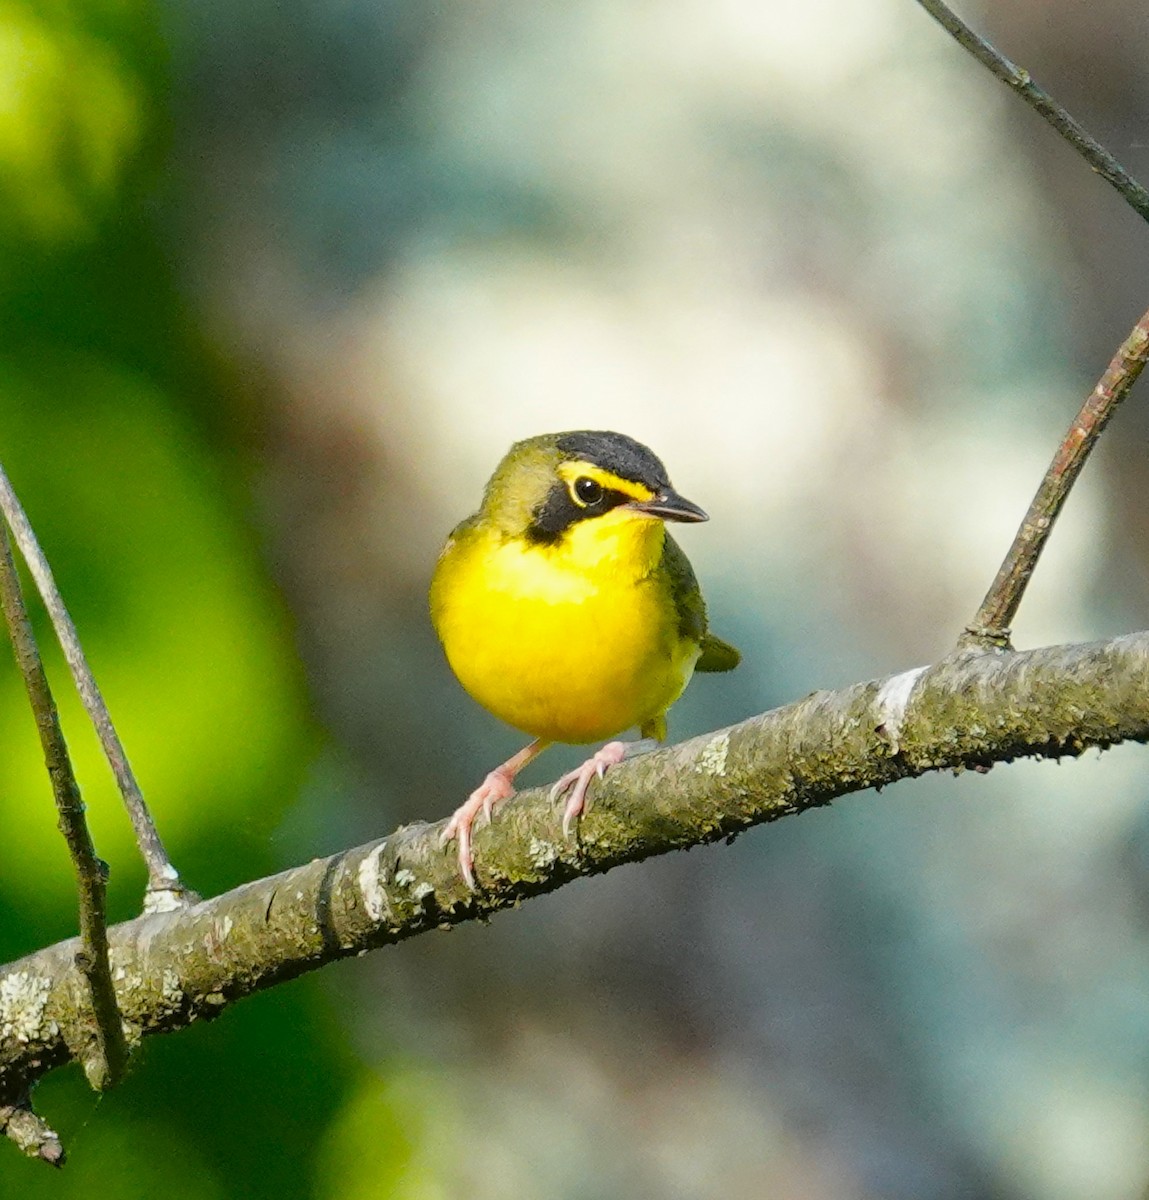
xmin=431 ymin=430 xmax=739 ymax=887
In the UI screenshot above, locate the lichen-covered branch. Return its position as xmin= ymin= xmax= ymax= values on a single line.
xmin=2 ymin=630 xmax=1148 ymax=1159
xmin=0 ymin=461 xmax=190 ymax=913
xmin=0 ymin=525 xmax=129 ymax=1092
xmin=915 ymin=0 xmax=1149 ymax=224
xmin=965 ymin=306 xmax=1149 ymax=646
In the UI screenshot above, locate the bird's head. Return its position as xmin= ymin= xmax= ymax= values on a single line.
xmin=480 ymin=430 xmax=707 ymax=556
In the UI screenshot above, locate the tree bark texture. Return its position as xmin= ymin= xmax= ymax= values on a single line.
xmin=2 ymin=632 xmax=1146 ymax=1107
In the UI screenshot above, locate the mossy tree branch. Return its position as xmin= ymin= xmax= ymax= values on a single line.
xmin=1 ymin=629 xmax=1147 ymax=1157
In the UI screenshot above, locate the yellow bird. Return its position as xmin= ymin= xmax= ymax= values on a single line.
xmin=431 ymin=430 xmax=740 ymax=887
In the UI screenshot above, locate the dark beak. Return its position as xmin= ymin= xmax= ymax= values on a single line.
xmin=628 ymin=488 xmax=709 ymax=523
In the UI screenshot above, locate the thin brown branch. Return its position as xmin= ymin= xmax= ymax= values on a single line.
xmin=0 ymin=462 xmax=192 ymax=913
xmin=965 ymin=307 xmax=1149 ymax=646
xmin=0 ymin=526 xmax=129 ymax=1091
xmin=915 ymin=0 xmax=1149 ymax=225
xmin=2 ymin=628 xmax=1148 ymax=1164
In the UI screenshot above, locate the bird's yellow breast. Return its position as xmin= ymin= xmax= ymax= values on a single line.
xmin=430 ymin=510 xmax=700 ymax=744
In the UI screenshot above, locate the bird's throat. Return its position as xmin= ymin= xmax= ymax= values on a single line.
xmin=554 ymin=510 xmax=667 ymax=580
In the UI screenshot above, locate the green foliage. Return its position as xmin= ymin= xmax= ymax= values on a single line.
xmin=0 ymin=0 xmax=154 ymax=249
xmin=0 ymin=1 xmax=387 ymax=1194
xmin=0 ymin=360 xmax=310 ymax=912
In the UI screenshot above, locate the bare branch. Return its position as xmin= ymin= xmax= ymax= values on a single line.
xmin=0 ymin=526 xmax=129 ymax=1090
xmin=1 ymin=629 xmax=1147 ymax=1163
xmin=915 ymin=0 xmax=1149 ymax=225
xmin=0 ymin=462 xmax=192 ymax=913
xmin=965 ymin=307 xmax=1149 ymax=646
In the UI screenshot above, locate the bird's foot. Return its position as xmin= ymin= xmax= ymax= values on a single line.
xmin=441 ymin=767 xmax=517 ymax=890
xmin=549 ymin=741 xmax=629 ymax=837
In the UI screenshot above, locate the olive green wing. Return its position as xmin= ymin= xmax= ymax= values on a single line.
xmin=661 ymin=533 xmax=741 ymax=673
xmin=696 ymin=632 xmax=741 ymax=673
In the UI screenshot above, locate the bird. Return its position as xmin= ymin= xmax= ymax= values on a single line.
xmin=430 ymin=430 xmax=740 ymax=888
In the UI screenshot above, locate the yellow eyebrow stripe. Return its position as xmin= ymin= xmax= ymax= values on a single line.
xmin=558 ymin=461 xmax=655 ymax=503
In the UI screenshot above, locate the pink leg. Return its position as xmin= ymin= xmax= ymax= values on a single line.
xmin=549 ymin=741 xmax=629 ymax=837
xmin=441 ymin=739 xmax=548 ymax=889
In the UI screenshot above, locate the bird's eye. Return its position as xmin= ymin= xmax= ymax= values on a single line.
xmin=573 ymin=476 xmax=603 ymax=506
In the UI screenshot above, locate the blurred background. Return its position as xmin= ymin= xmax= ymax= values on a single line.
xmin=2 ymin=0 xmax=1149 ymax=1196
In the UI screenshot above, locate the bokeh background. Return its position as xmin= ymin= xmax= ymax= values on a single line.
xmin=3 ymin=1 xmax=1149 ymax=1196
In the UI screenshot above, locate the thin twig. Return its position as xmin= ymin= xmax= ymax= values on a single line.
xmin=915 ymin=0 xmax=1149 ymax=225
xmin=0 ymin=463 xmax=191 ymax=912
xmin=0 ymin=526 xmax=129 ymax=1090
xmin=965 ymin=307 xmax=1149 ymax=646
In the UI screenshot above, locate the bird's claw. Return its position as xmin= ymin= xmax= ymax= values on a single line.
xmin=550 ymin=741 xmax=629 ymax=838
xmin=441 ymin=768 xmax=517 ymax=890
